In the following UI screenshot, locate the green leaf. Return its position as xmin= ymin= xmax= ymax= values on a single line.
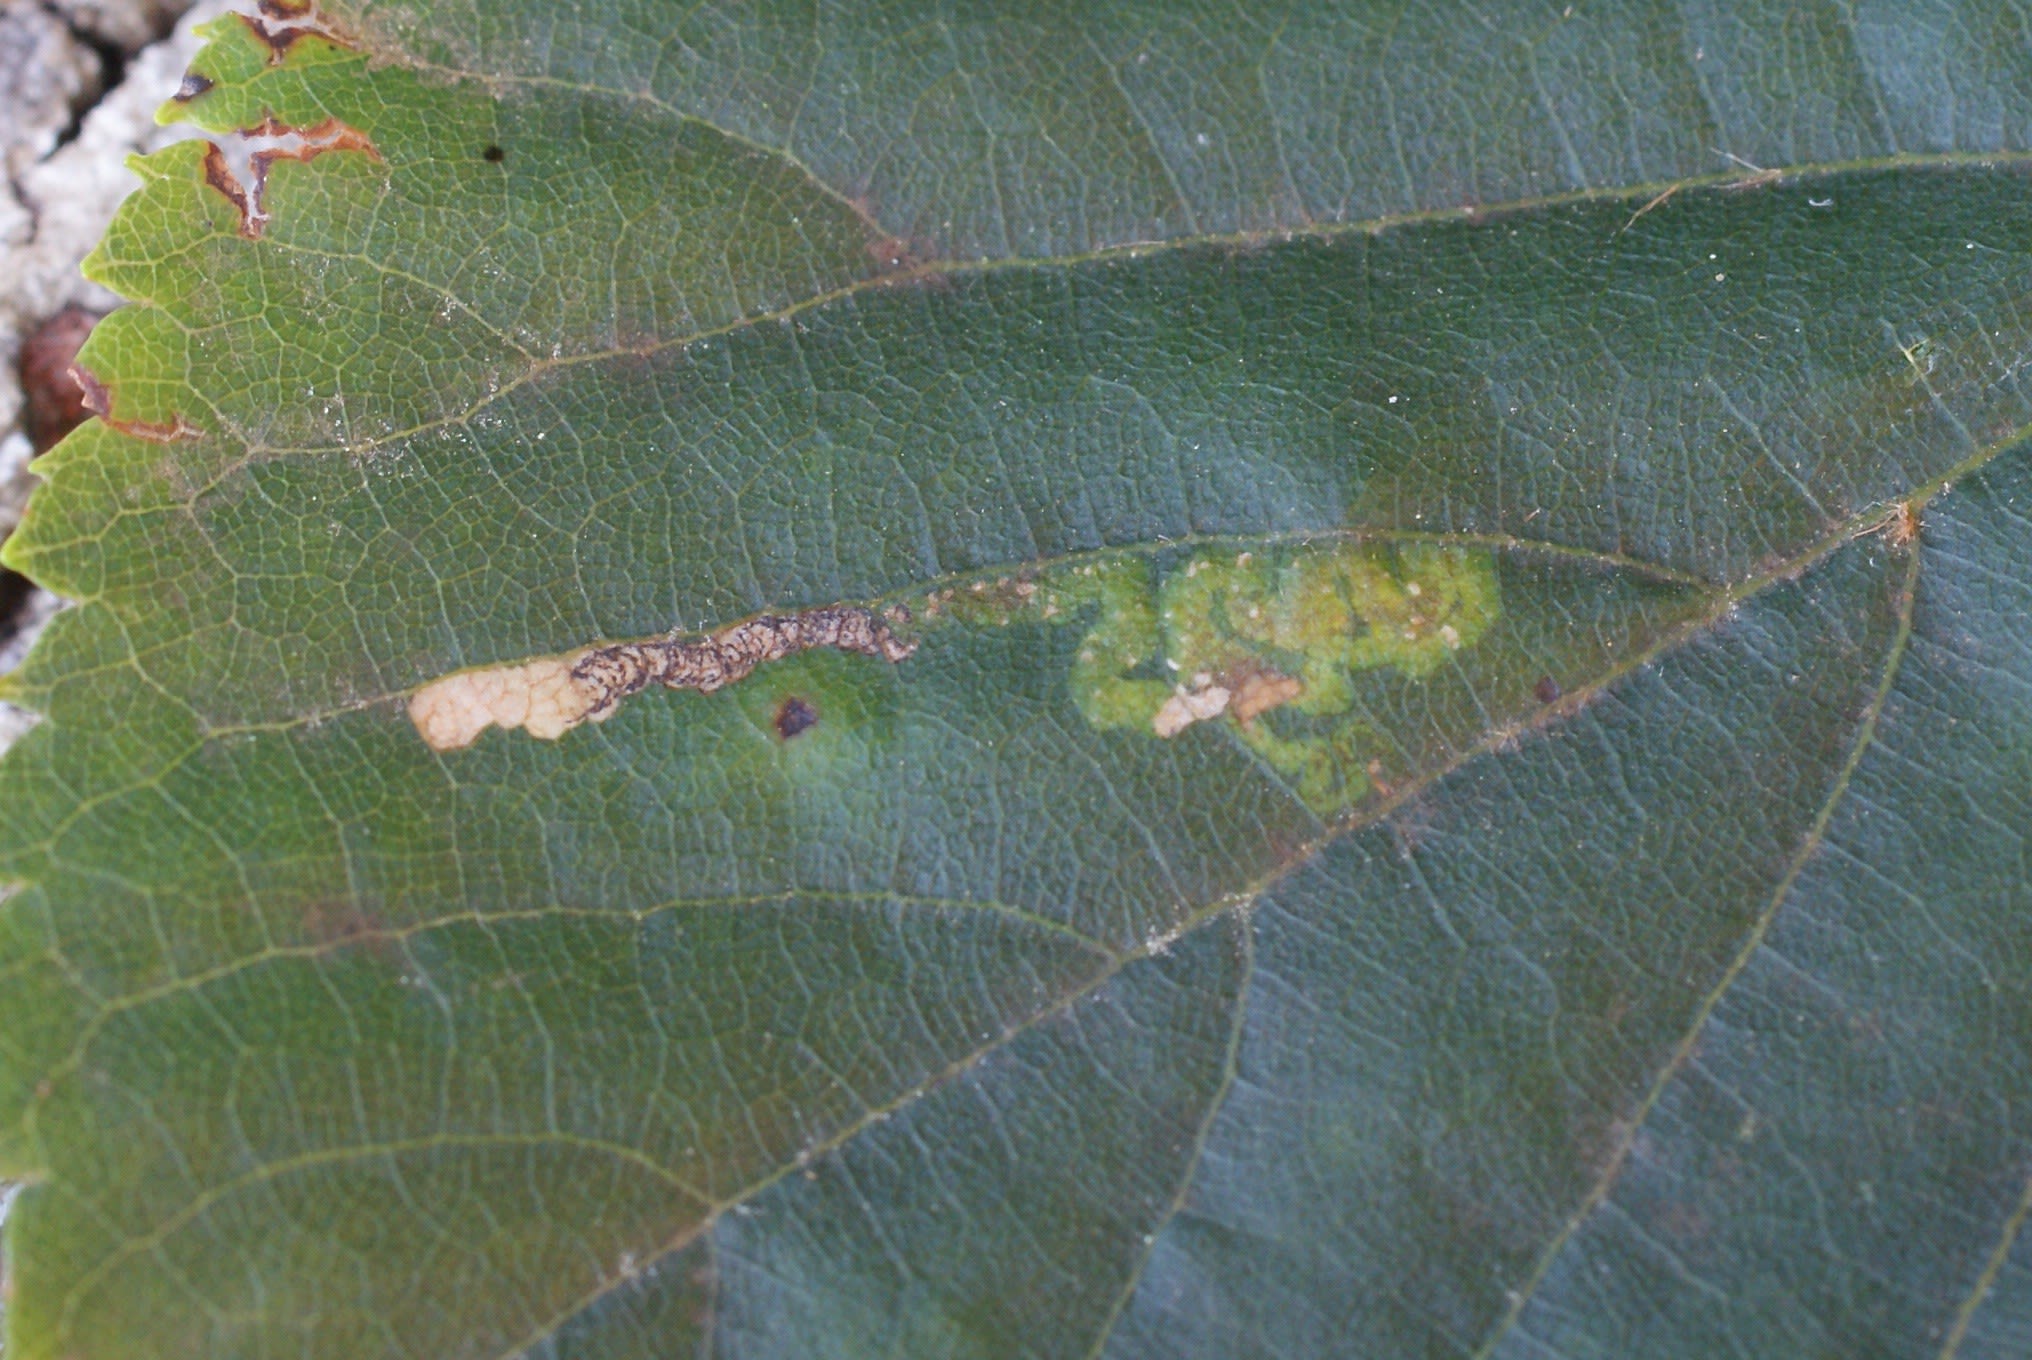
xmin=2 ymin=3 xmax=2030 ymax=1356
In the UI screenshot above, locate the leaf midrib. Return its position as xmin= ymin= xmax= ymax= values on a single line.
xmin=140 ymin=145 xmax=2032 ymax=477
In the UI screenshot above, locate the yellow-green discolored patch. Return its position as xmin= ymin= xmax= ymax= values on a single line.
xmin=922 ymin=541 xmax=1501 ymax=810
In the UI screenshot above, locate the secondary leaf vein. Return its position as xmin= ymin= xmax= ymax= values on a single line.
xmin=1465 ymin=539 xmax=1925 ymax=1359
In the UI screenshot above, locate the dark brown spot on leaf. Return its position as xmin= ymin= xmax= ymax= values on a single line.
xmin=1535 ymin=675 xmax=1562 ymax=704
xmin=482 ymin=144 xmax=505 ymax=163
xmin=774 ymin=696 xmax=819 ymax=739
xmin=173 ymin=73 xmax=214 ymax=103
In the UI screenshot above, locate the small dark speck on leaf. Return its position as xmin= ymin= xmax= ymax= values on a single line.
xmin=482 ymin=144 xmax=505 ymax=163
xmin=774 ymin=696 xmax=819 ymax=739
xmin=1535 ymin=675 xmax=1562 ymax=705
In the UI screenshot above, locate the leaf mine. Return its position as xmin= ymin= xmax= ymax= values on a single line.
xmin=199 ymin=115 xmax=380 ymax=238
xmin=922 ymin=541 xmax=1504 ymax=810
xmin=10 ymin=2 xmax=2030 ymax=1353
xmin=408 ymin=606 xmax=916 ymax=750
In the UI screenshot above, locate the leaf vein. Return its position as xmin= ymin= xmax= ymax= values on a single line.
xmin=1079 ymin=920 xmax=1256 ymax=1360
xmin=24 ymin=891 xmax=1119 ymax=1139
xmin=173 ymin=149 xmax=2032 ymax=468
xmin=1936 ymin=1161 xmax=2032 ymax=1360
xmin=52 ymin=1131 xmax=716 ymax=1352
xmin=490 ymin=507 xmax=1870 ymax=1354
xmin=1466 ymin=539 xmax=1925 ymax=1359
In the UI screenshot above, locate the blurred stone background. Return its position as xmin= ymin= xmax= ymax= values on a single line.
xmin=0 ymin=0 xmax=228 ymax=743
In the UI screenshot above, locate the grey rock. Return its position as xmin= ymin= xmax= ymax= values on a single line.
xmin=49 ymin=0 xmax=200 ymax=52
xmin=0 ymin=4 xmax=103 ymax=182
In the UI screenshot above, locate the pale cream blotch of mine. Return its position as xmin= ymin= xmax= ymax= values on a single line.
xmin=924 ymin=541 xmax=1502 ymax=809
xmin=409 ymin=658 xmax=598 ymax=751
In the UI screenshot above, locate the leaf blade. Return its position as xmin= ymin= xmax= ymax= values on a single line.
xmin=5 ymin=5 xmax=2032 ymax=1358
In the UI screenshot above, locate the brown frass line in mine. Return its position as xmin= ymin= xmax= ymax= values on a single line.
xmin=570 ymin=607 xmax=916 ymax=719
xmin=408 ymin=605 xmax=916 ymax=751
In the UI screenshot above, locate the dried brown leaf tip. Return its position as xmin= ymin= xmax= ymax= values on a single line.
xmin=409 ymin=606 xmax=914 ymax=751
